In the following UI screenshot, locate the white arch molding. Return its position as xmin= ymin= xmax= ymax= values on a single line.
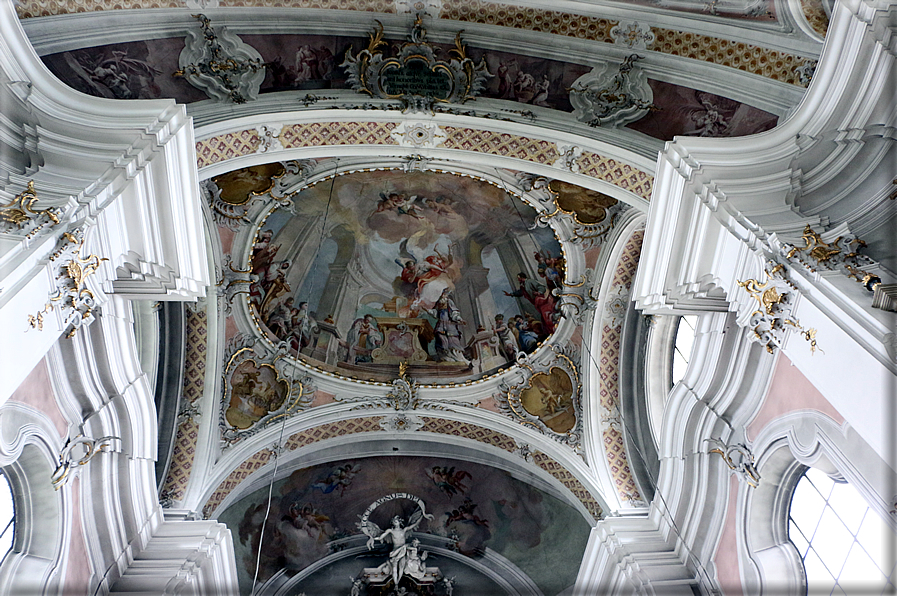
xmin=737 ymin=410 xmax=896 ymax=595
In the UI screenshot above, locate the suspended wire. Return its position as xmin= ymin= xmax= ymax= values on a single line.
xmin=250 ymin=160 xmax=339 ymax=596
xmin=579 ymin=335 xmax=721 ymax=594
xmin=494 ymin=164 xmax=716 ymax=590
xmin=249 ymin=406 xmax=290 ymax=596
xmin=495 ymin=168 xmax=543 ymax=260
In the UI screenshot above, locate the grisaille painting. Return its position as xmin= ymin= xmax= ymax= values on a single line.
xmin=246 ymin=169 xmax=564 ymax=383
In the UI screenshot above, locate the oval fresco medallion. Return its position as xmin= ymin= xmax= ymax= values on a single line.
xmin=245 ymin=169 xmax=564 ymax=384
xmin=549 ymin=179 xmax=618 ymax=225
xmin=519 ymin=367 xmax=576 ymax=434
xmin=225 ymin=360 xmax=290 ymax=429
xmin=213 ymin=162 xmax=286 ymax=205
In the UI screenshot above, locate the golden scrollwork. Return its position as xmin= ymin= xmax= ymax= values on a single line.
xmin=786 ymin=225 xmax=842 ymax=263
xmin=737 ymin=268 xmax=786 ymax=318
xmin=707 ymin=438 xmax=760 ymax=489
xmin=737 ymin=263 xmax=820 ymax=355
xmin=0 ymin=181 xmax=60 ymax=229
xmin=28 ymin=233 xmax=108 ymax=338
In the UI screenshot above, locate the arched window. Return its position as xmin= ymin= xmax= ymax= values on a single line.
xmin=671 ymin=315 xmax=697 ymax=386
xmin=788 ymin=467 xmax=896 ymax=594
xmin=0 ymin=470 xmax=14 ymax=564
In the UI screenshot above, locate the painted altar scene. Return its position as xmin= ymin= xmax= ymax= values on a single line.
xmin=246 ymin=169 xmax=564 ymax=383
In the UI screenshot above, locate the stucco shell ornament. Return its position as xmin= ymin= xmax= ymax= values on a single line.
xmin=341 ymin=16 xmax=492 ymax=112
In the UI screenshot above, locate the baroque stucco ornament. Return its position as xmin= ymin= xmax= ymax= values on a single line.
xmin=569 ymin=55 xmax=656 ymax=128
xmin=342 ymin=16 xmax=491 ymax=112
xmin=736 ymin=263 xmax=819 ymax=354
xmin=495 ymin=345 xmax=583 ymax=449
xmin=219 ymin=333 xmax=315 ymax=445
xmin=0 ymin=180 xmax=60 ymax=233
xmin=51 ymin=434 xmax=119 ymax=490
xmin=27 ymin=230 xmax=108 ymax=338
xmin=175 ymin=14 xmax=267 ymax=103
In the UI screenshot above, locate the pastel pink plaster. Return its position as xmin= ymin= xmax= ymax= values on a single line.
xmin=714 ymin=475 xmax=744 ymax=595
xmin=477 ymin=397 xmax=500 ymax=413
xmin=9 ymin=358 xmax=67 ymax=437
xmin=224 ymin=315 xmax=239 ymax=341
xmin=584 ymin=246 xmax=602 ymax=269
xmin=64 ymin=477 xmax=92 ymax=594
xmin=747 ymin=354 xmax=844 ymax=443
xmin=218 ymin=226 xmax=235 ymax=255
xmin=310 ymin=390 xmax=335 ymax=408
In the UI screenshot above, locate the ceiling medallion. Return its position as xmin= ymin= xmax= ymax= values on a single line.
xmin=495 ymin=345 xmax=582 ymax=449
xmin=219 ymin=333 xmax=315 ymax=445
xmin=243 ymin=168 xmax=566 ymax=386
xmin=341 ymin=15 xmax=491 ymax=112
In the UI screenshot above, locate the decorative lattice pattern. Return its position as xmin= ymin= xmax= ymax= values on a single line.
xmin=440 ymin=0 xmax=615 ymax=43
xmin=578 ymin=152 xmax=653 ymax=201
xmin=195 ymin=130 xmax=260 ymax=169
xmin=532 ymin=451 xmax=603 ymax=520
xmin=442 ymin=127 xmax=559 ymax=165
xmin=222 ymin=0 xmax=392 ymax=10
xmin=611 ymin=229 xmax=644 ymax=287
xmin=203 ymin=448 xmax=274 ymax=518
xmin=800 ymin=0 xmax=829 ymax=38
xmin=282 ymin=416 xmax=384 ymax=451
xmin=17 ymin=0 xmax=176 ymax=18
xmin=160 ymin=310 xmax=207 ymax=502
xmin=279 ymin=121 xmax=398 ymax=149
xmin=419 ymin=417 xmax=517 ymax=452
xmin=598 ymin=229 xmax=645 ymax=502
xmin=652 ymin=28 xmax=810 ymax=87
xmin=17 ymin=0 xmax=392 ymax=17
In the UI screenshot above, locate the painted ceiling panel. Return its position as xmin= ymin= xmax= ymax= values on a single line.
xmin=42 ymin=33 xmax=779 ymax=141
xmin=216 ymin=455 xmax=592 ymax=595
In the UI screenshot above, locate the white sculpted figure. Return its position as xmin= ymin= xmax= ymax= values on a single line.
xmin=357 ymin=494 xmax=435 ymax=587
xmin=373 ymin=514 xmax=422 ymax=585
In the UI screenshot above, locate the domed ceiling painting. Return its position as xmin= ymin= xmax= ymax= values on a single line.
xmin=242 ymin=169 xmax=564 ymax=384
xmin=217 ymin=455 xmax=591 ymax=595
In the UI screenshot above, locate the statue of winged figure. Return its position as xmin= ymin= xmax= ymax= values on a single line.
xmin=357 ymin=508 xmax=433 ymax=586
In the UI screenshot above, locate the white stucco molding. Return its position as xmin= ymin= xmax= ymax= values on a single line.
xmin=735 ymin=410 xmax=895 ymax=595
xmin=630 ymin=0 xmax=897 ymax=464
xmin=0 ymin=0 xmax=209 ymax=404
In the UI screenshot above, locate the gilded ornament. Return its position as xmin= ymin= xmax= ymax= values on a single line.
xmin=28 ymin=233 xmax=108 ymax=338
xmin=0 ymin=181 xmax=60 ymax=229
xmin=51 ymin=434 xmax=118 ymax=490
xmin=737 ymin=263 xmax=820 ymax=355
xmin=707 ymin=438 xmax=760 ymax=488
xmin=341 ymin=16 xmax=491 ymax=112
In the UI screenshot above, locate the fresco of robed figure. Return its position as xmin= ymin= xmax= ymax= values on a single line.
xmin=244 ymin=169 xmax=563 ymax=384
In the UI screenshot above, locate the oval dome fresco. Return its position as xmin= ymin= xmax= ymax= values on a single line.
xmin=242 ymin=168 xmax=564 ymax=384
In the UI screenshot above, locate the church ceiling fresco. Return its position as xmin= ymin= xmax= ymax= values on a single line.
xmin=216 ymin=455 xmax=591 ymax=595
xmin=42 ymin=34 xmax=779 ymax=140
xmin=237 ymin=169 xmax=564 ymax=384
